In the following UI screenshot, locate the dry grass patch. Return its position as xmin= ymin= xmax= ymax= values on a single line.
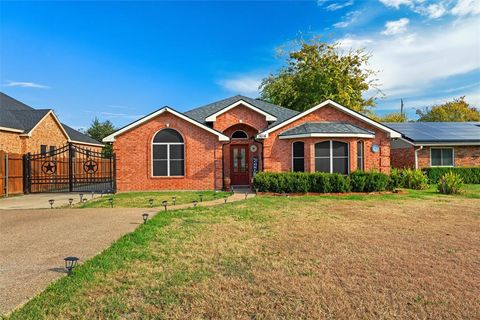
xmin=8 ymin=195 xmax=480 ymax=319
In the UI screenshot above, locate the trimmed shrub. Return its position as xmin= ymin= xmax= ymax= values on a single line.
xmin=364 ymin=171 xmax=390 ymax=192
xmin=309 ymin=172 xmax=332 ymax=193
xmin=329 ymin=173 xmax=351 ymax=193
xmin=424 ymin=167 xmax=480 ymax=184
xmin=350 ymin=171 xmax=368 ymax=192
xmin=253 ymin=171 xmax=388 ymax=194
xmin=437 ymin=172 xmax=464 ymax=194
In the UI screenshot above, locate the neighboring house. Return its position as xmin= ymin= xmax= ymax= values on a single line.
xmin=104 ymin=95 xmax=401 ymax=191
xmin=0 ymin=92 xmax=103 ymax=154
xmin=387 ymin=122 xmax=480 ymax=169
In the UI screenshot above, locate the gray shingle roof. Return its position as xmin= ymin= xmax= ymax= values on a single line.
xmin=0 ymin=92 xmax=103 ymax=146
xmin=384 ymin=122 xmax=480 ymax=143
xmin=184 ymin=95 xmax=299 ymax=128
xmin=279 ymin=122 xmax=374 ymax=137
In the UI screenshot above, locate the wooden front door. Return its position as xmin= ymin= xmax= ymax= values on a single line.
xmin=230 ymin=145 xmax=249 ymax=185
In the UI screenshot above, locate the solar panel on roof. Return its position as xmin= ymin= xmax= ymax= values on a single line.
xmin=384 ymin=122 xmax=480 ymax=142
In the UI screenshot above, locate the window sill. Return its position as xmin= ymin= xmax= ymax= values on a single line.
xmin=150 ymin=176 xmax=186 ymax=179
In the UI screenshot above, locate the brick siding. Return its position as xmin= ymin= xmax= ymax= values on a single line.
xmin=263 ymin=105 xmax=391 ymax=174
xmin=113 ymin=111 xmax=224 ymax=191
xmin=390 ymin=145 xmax=480 ymax=168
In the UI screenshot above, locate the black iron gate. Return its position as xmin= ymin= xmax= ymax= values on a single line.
xmin=24 ymin=143 xmax=115 ymax=193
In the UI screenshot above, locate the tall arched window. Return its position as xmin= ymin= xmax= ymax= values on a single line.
xmin=152 ymin=129 xmax=184 ymax=176
xmin=292 ymin=141 xmax=304 ymax=172
xmin=357 ymin=141 xmax=364 ymax=171
xmin=314 ymin=141 xmax=349 ymax=174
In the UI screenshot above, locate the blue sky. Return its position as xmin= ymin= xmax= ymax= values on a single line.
xmin=1 ymin=0 xmax=479 ymax=129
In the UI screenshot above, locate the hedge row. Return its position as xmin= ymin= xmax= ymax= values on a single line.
xmin=253 ymin=171 xmax=392 ymax=194
xmin=423 ymin=167 xmax=480 ymax=184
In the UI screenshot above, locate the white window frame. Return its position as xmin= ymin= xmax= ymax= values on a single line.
xmin=430 ymin=147 xmax=454 ymax=167
xmin=291 ymin=141 xmax=305 ymax=172
xmin=314 ymin=140 xmax=350 ymax=174
xmin=151 ymin=129 xmax=185 ymax=177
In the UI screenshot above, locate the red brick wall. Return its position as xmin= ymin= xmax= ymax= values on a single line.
xmin=391 ymin=147 xmax=415 ymax=168
xmin=113 ymin=111 xmax=223 ymax=191
xmin=390 ymin=145 xmax=480 ymax=169
xmin=263 ymin=105 xmax=391 ymax=174
xmin=417 ymin=146 xmax=480 ymax=168
xmin=213 ymin=104 xmax=268 ymax=132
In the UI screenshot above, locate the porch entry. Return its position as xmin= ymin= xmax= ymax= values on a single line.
xmin=230 ymin=144 xmax=249 ymax=186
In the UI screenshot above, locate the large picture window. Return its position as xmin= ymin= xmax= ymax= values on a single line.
xmin=431 ymin=148 xmax=454 ymax=166
xmin=152 ymin=129 xmax=185 ymax=176
xmin=292 ymin=141 xmax=304 ymax=172
xmin=314 ymin=141 xmax=349 ymax=174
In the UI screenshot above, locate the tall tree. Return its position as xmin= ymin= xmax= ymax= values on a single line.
xmin=374 ymin=112 xmax=408 ymax=123
xmin=86 ymin=117 xmax=115 ymax=142
xmin=416 ymin=97 xmax=480 ymax=122
xmin=86 ymin=118 xmax=116 ymax=155
xmin=260 ymin=38 xmax=380 ymax=113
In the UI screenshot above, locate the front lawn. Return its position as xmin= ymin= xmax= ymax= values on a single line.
xmin=79 ymin=191 xmax=231 ymax=208
xmin=8 ymin=189 xmax=480 ymax=319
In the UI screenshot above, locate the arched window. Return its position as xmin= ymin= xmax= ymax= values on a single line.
xmin=232 ymin=130 xmax=248 ymax=139
xmin=314 ymin=141 xmax=349 ymax=174
xmin=292 ymin=141 xmax=304 ymax=172
xmin=152 ymin=129 xmax=184 ymax=176
xmin=357 ymin=141 xmax=364 ymax=171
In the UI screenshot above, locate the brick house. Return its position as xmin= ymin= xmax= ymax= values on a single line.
xmin=104 ymin=95 xmax=402 ymax=191
xmin=0 ymin=92 xmax=103 ymax=154
xmin=387 ymin=122 xmax=480 ymax=169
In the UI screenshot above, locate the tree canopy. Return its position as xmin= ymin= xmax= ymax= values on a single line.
xmin=260 ymin=38 xmax=379 ymax=114
xmin=86 ymin=117 xmax=115 ymax=142
xmin=416 ymin=97 xmax=480 ymax=122
xmin=373 ymin=112 xmax=408 ymax=123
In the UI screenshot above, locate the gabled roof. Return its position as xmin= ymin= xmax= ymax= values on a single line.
xmin=278 ymin=122 xmax=375 ymax=139
xmin=103 ymin=106 xmax=230 ymax=142
xmin=257 ymin=99 xmax=402 ymax=139
xmin=385 ymin=122 xmax=480 ymax=145
xmin=0 ymin=92 xmax=103 ymax=146
xmin=184 ymin=95 xmax=299 ymax=127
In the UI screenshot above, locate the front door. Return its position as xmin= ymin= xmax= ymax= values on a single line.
xmin=230 ymin=145 xmax=249 ymax=185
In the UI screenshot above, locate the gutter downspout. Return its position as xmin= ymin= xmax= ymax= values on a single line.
xmin=414 ymin=145 xmax=423 ymax=169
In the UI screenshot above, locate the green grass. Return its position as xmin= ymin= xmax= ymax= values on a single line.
xmin=6 ymin=185 xmax=480 ymax=319
xmin=79 ymin=191 xmax=232 ymax=208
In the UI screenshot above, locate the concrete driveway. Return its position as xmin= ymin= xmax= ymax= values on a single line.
xmin=0 ymin=193 xmax=104 ymax=210
xmin=0 ymin=207 xmax=157 ymax=315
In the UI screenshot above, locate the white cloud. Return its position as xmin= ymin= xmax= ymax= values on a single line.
xmin=218 ymin=76 xmax=262 ymax=95
xmin=378 ymin=0 xmax=412 ymax=9
xmin=339 ymin=17 xmax=480 ymax=98
xmin=100 ymin=111 xmax=144 ymax=119
xmin=326 ymin=1 xmax=354 ymax=11
xmin=382 ymin=18 xmax=410 ymax=35
xmin=426 ymin=3 xmax=447 ymax=18
xmin=3 ymin=81 xmax=50 ymax=89
xmin=334 ymin=10 xmax=361 ymax=28
xmin=451 ymin=0 xmax=480 ymax=16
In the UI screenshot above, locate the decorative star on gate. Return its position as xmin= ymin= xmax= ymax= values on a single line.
xmin=41 ymin=161 xmax=57 ymax=174
xmin=83 ymin=159 xmax=98 ymax=174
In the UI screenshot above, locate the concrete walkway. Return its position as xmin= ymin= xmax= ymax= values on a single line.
xmin=0 ymin=192 xmax=253 ymax=315
xmin=0 ymin=193 xmax=105 ymax=210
